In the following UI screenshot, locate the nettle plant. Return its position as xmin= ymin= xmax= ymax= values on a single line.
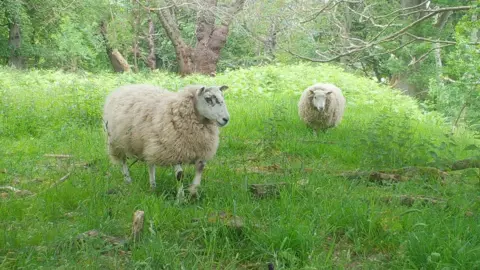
xmin=359 ymin=110 xmax=457 ymax=169
xmin=259 ymin=98 xmax=287 ymax=157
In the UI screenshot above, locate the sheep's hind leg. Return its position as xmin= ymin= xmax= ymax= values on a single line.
xmin=148 ymin=164 xmax=156 ymax=190
xmin=174 ymin=164 xmax=185 ymax=203
xmin=188 ymin=160 xmax=205 ymax=198
xmin=122 ymin=159 xmax=133 ymax=183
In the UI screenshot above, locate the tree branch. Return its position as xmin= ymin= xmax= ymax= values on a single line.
xmin=408 ymin=44 xmax=454 ymax=66
xmin=406 ymin=32 xmax=480 ymax=45
xmin=141 ymin=2 xmax=191 ymax=11
xmin=155 ymin=3 xmax=187 ymax=49
xmin=222 ymin=0 xmax=246 ymax=26
xmin=381 ymin=6 xmax=472 ymax=43
xmin=287 ymin=5 xmax=474 ymax=63
xmin=355 ymin=39 xmax=416 ymax=61
xmin=376 ymin=0 xmax=430 ymax=19
xmin=195 ymin=0 xmax=216 ymax=42
xmin=299 ymin=0 xmax=342 ymax=25
xmin=241 ymin=22 xmax=267 ymax=43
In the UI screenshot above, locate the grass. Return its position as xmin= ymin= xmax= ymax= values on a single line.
xmin=1 ymin=64 xmax=480 ymax=269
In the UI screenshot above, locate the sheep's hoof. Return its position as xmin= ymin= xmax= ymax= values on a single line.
xmin=150 ymin=184 xmax=157 ymax=191
xmin=175 ymin=171 xmax=184 ymax=181
xmin=124 ymin=177 xmax=133 ymax=184
xmin=188 ymin=185 xmax=199 ymax=200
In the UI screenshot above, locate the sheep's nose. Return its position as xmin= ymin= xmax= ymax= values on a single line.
xmin=222 ymin=117 xmax=229 ymax=124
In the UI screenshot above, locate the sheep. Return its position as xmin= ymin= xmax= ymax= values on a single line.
xmin=102 ymin=84 xmax=230 ymax=200
xmin=298 ymin=83 xmax=346 ymax=136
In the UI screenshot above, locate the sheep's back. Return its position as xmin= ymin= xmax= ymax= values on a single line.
xmin=103 ymin=84 xmax=220 ymax=166
xmin=143 ymin=86 xmax=220 ymax=165
xmin=103 ymin=84 xmax=173 ymax=161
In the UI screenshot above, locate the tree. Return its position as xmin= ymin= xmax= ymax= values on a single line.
xmin=154 ymin=0 xmax=246 ymax=76
xmin=284 ymin=0 xmax=476 ymax=98
xmin=100 ymin=21 xmax=131 ymax=73
xmin=4 ymin=0 xmax=26 ymax=68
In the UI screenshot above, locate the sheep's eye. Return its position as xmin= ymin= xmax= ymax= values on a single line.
xmin=205 ymin=97 xmax=212 ymax=103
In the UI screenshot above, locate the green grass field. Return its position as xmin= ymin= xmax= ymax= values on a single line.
xmin=1 ymin=64 xmax=479 ymax=269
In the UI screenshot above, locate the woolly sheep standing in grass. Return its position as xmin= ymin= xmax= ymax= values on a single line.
xmin=103 ymin=84 xmax=230 ymax=201
xmin=298 ymin=83 xmax=346 ymax=136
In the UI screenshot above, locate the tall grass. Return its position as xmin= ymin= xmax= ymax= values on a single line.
xmin=1 ymin=64 xmax=479 ymax=269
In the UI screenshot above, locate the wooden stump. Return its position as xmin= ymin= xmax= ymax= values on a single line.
xmin=132 ymin=210 xmax=145 ymax=242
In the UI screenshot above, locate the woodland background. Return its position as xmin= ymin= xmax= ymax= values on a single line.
xmin=1 ymin=1 xmax=480 ymax=269
xmin=1 ymin=0 xmax=479 ymax=126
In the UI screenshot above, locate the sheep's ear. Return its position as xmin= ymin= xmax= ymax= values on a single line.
xmin=219 ymin=85 xmax=228 ymax=92
xmin=326 ymin=90 xmax=333 ymax=95
xmin=309 ymin=88 xmax=316 ymax=95
xmin=197 ymin=86 xmax=206 ymax=95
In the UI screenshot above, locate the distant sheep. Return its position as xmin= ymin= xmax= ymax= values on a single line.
xmin=298 ymin=83 xmax=346 ymax=135
xmin=103 ymin=84 xmax=230 ymax=200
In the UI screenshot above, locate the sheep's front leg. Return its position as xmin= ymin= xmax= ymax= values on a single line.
xmin=122 ymin=159 xmax=133 ymax=183
xmin=174 ymin=164 xmax=185 ymax=203
xmin=148 ymin=164 xmax=156 ymax=190
xmin=313 ymin=129 xmax=318 ymax=137
xmin=188 ymin=160 xmax=205 ymax=197
xmin=174 ymin=164 xmax=183 ymax=180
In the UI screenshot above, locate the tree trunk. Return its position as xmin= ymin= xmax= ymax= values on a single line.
xmin=337 ymin=3 xmax=353 ymax=64
xmin=100 ymin=21 xmax=130 ymax=73
xmin=156 ymin=6 xmax=194 ymax=75
xmin=193 ymin=21 xmax=229 ymax=76
xmin=264 ymin=22 xmax=277 ymax=59
xmin=471 ymin=13 xmax=478 ymax=43
xmin=7 ymin=20 xmax=24 ymax=68
xmin=111 ymin=50 xmax=131 ymax=72
xmin=433 ymin=10 xmax=452 ymax=80
xmin=146 ymin=18 xmax=157 ymax=70
xmin=433 ymin=42 xmax=442 ymax=72
xmin=401 ymin=0 xmax=426 ymax=19
xmin=155 ymin=0 xmax=245 ymax=76
xmin=131 ymin=0 xmax=141 ymax=73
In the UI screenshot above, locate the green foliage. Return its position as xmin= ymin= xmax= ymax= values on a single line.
xmin=357 ymin=111 xmax=457 ymax=169
xmin=428 ymin=7 xmax=480 ymax=126
xmin=0 ymin=0 xmax=118 ymax=70
xmin=218 ymin=25 xmax=261 ymax=71
xmin=1 ymin=64 xmax=479 ymax=269
xmin=49 ymin=17 xmax=104 ymax=71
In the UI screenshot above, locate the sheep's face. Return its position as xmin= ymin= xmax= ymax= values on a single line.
xmin=196 ymin=85 xmax=230 ymax=127
xmin=310 ymin=89 xmax=333 ymax=111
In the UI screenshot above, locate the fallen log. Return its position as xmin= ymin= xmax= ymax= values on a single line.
xmin=451 ymin=158 xmax=480 ymax=170
xmin=249 ymin=182 xmax=288 ymax=198
xmin=0 ymin=186 xmax=34 ymax=197
xmin=339 ymin=166 xmax=448 ymax=183
xmin=44 ymin=154 xmax=73 ymax=159
xmin=381 ymin=195 xmax=445 ymax=207
xmin=340 ymin=171 xmax=408 ymax=183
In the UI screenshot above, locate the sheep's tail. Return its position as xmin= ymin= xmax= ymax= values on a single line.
xmin=103 ymin=119 xmax=118 ymax=163
xmin=103 ymin=119 xmax=109 ymax=134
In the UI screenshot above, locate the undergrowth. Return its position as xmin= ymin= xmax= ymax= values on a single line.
xmin=1 ymin=64 xmax=479 ymax=269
